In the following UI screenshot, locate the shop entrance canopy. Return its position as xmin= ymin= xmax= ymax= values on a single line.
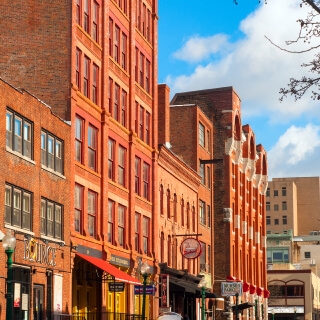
xmin=76 ymin=253 xmax=141 ymax=284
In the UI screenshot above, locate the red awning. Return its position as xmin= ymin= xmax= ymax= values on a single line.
xmin=76 ymin=253 xmax=141 ymax=284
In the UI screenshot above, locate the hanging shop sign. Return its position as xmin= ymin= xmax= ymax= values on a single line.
xmin=161 ymin=274 xmax=169 ymax=308
xmin=221 ymin=282 xmax=243 ymax=296
xmin=23 ymin=238 xmax=56 ymax=266
xmin=134 ymin=285 xmax=156 ymax=295
xmin=180 ymin=238 xmax=202 ymax=259
xmin=109 ymin=282 xmax=125 ymax=292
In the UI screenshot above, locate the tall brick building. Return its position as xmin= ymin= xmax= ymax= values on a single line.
xmin=0 ymin=78 xmax=72 ymax=319
xmin=170 ymin=87 xmax=268 ymax=319
xmin=0 ymin=0 xmax=159 ymax=318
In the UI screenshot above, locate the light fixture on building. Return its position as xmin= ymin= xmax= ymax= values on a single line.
xmin=2 ymin=230 xmax=16 ymax=320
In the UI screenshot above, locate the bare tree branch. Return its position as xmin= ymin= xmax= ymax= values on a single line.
xmin=265 ymin=36 xmax=320 ymax=53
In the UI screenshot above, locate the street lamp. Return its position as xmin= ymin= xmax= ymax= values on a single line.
xmin=271 ymin=309 xmax=275 ymax=320
xmin=141 ymin=262 xmax=150 ymax=320
xmin=198 ymin=277 xmax=207 ymax=320
xmin=2 ymin=230 xmax=16 ymax=320
xmin=293 ymin=306 xmax=297 ymax=320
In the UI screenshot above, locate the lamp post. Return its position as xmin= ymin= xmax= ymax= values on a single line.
xmin=271 ymin=309 xmax=275 ymax=320
xmin=141 ymin=262 xmax=150 ymax=320
xmin=198 ymin=277 xmax=207 ymax=320
xmin=293 ymin=306 xmax=297 ymax=320
xmin=2 ymin=230 xmax=16 ymax=320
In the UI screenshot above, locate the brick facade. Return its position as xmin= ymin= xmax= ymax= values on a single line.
xmin=0 ymin=78 xmax=72 ymax=319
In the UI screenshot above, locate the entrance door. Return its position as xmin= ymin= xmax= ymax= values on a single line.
xmin=33 ymin=285 xmax=44 ymax=320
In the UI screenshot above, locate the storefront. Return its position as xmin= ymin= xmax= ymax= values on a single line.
xmin=72 ymin=248 xmax=142 ymax=318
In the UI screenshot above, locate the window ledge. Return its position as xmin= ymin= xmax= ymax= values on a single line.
xmin=6 ymin=147 xmax=35 ymax=165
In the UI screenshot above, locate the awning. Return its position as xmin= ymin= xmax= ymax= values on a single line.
xmin=76 ymin=253 xmax=141 ymax=284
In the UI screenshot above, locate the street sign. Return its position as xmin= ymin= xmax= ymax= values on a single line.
xmin=134 ymin=285 xmax=156 ymax=295
xmin=109 ymin=282 xmax=125 ymax=292
xmin=221 ymin=282 xmax=243 ymax=296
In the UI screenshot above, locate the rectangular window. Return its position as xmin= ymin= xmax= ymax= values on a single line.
xmin=108 ymin=200 xmax=115 ymax=244
xmin=274 ymin=204 xmax=279 ymax=211
xmin=135 ymin=157 xmax=141 ymax=195
xmin=121 ymin=33 xmax=127 ymax=70
xmin=207 ymin=166 xmax=211 ymax=189
xmin=108 ymin=77 xmax=113 ymax=114
xmin=114 ymin=25 xmax=120 ymax=63
xmin=109 ymin=18 xmax=113 ymax=56
xmin=143 ymin=216 xmax=149 ymax=255
xmin=114 ymin=84 xmax=120 ymax=121
xmin=76 ymin=0 xmax=81 ymax=24
xmin=92 ymin=1 xmax=99 ymax=42
xmin=41 ymin=198 xmax=63 ymax=239
xmin=199 ymin=162 xmax=205 ymax=185
xmin=92 ymin=64 xmax=98 ymax=104
xmin=121 ymin=90 xmax=127 ymax=127
xmin=274 ymin=218 xmax=279 ymax=225
xmin=84 ymin=0 xmax=89 ymax=33
xmin=266 ymin=202 xmax=270 ymax=211
xmin=84 ymin=56 xmax=90 ymax=98
xmin=282 ymin=187 xmax=287 ymax=196
xmin=266 ymin=216 xmax=271 ymax=225
xmin=145 ymin=59 xmax=150 ymax=93
xmin=266 ymin=188 xmax=270 ymax=197
xmin=118 ymin=205 xmax=125 ymax=247
xmin=139 ymin=106 xmax=144 ymax=140
xmin=76 ymin=49 xmax=81 ymax=89
xmin=274 ymin=190 xmax=278 ymax=196
xmin=74 ymin=184 xmax=83 ymax=234
xmin=139 ymin=52 xmax=144 ymax=87
xmin=199 ymin=122 xmax=205 ymax=147
xmin=135 ymin=212 xmax=140 ymax=252
xmin=41 ymin=130 xmax=64 ymax=174
xmin=135 ymin=47 xmax=139 ymax=82
xmin=282 ymin=215 xmax=287 ymax=225
xmin=199 ymin=200 xmax=206 ymax=225
xmin=88 ymin=190 xmax=97 ymax=237
xmin=88 ymin=125 xmax=97 ymax=171
xmin=282 ymin=201 xmax=287 ymax=210
xmin=6 ymin=109 xmax=33 ymax=159
xmin=207 ymin=205 xmax=211 ymax=228
xmin=75 ymin=116 xmax=83 ymax=163
xmin=143 ymin=162 xmax=150 ymax=200
xmin=5 ymin=184 xmax=32 ymax=230
xmin=305 ymin=252 xmax=311 ymax=259
xmin=145 ymin=111 xmax=150 ymax=145
xmin=118 ymin=145 xmax=126 ymax=187
xmin=108 ymin=138 xmax=115 ymax=180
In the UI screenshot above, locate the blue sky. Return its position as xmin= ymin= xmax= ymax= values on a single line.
xmin=158 ymin=0 xmax=320 ymax=179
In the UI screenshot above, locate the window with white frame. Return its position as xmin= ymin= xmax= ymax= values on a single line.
xmin=88 ymin=190 xmax=97 ymax=237
xmin=118 ymin=205 xmax=125 ymax=247
xmin=6 ymin=109 xmax=32 ymax=159
xmin=41 ymin=198 xmax=63 ymax=239
xmin=199 ymin=122 xmax=205 ymax=147
xmin=41 ymin=130 xmax=63 ymax=174
xmin=5 ymin=184 xmax=32 ymax=230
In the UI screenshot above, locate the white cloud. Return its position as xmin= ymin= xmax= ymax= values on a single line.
xmin=166 ymin=0 xmax=320 ymax=122
xmin=172 ymin=34 xmax=230 ymax=63
xmin=267 ymin=124 xmax=320 ymax=178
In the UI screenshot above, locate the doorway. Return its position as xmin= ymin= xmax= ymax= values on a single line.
xmin=33 ymin=285 xmax=44 ymax=320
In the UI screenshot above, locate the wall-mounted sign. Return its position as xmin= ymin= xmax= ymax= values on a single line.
xmin=23 ymin=238 xmax=56 ymax=266
xmin=161 ymin=274 xmax=169 ymax=308
xmin=221 ymin=282 xmax=243 ymax=296
xmin=180 ymin=238 xmax=202 ymax=259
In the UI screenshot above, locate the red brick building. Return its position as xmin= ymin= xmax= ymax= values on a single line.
xmin=170 ymin=87 xmax=268 ymax=319
xmin=0 ymin=0 xmax=159 ymax=318
xmin=0 ymin=78 xmax=72 ymax=320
